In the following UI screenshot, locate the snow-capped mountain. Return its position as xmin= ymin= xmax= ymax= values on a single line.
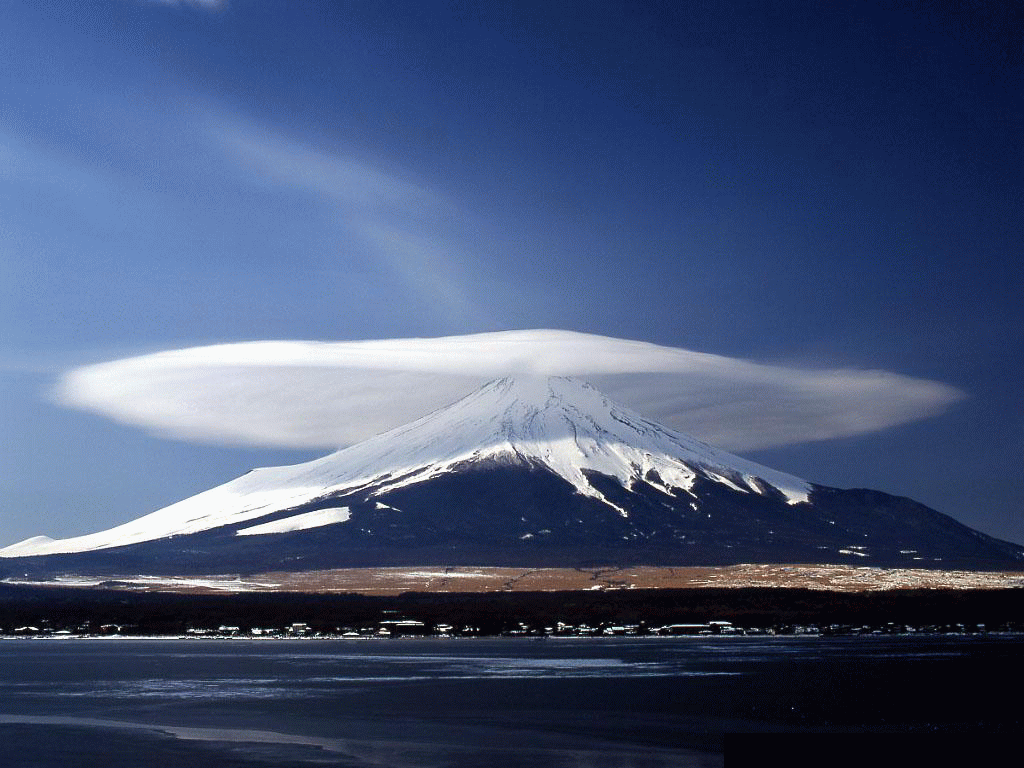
xmin=2 ymin=376 xmax=1021 ymax=574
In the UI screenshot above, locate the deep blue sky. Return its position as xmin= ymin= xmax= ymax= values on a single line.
xmin=2 ymin=1 xmax=1022 ymax=547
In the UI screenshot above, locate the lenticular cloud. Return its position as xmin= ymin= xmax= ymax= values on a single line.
xmin=53 ymin=330 xmax=964 ymax=452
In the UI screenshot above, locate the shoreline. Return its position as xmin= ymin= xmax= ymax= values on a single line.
xmin=4 ymin=580 xmax=1024 ymax=638
xmin=4 ymin=629 xmax=1024 ymax=640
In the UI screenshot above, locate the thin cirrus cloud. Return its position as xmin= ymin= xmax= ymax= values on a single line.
xmin=210 ymin=117 xmax=477 ymax=323
xmin=145 ymin=0 xmax=227 ymax=9
xmin=53 ymin=330 xmax=965 ymax=452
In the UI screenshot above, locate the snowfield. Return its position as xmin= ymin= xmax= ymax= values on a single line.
xmin=235 ymin=507 xmax=351 ymax=536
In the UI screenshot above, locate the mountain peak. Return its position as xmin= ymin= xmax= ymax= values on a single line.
xmin=445 ymin=375 xmax=604 ymax=415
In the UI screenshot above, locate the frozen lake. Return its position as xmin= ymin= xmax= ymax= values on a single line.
xmin=1 ymin=635 xmax=1020 ymax=766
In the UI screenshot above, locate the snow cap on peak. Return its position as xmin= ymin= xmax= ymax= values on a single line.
xmin=476 ymin=374 xmax=595 ymax=403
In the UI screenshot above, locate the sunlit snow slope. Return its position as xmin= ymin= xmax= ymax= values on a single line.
xmin=3 ymin=376 xmax=810 ymax=557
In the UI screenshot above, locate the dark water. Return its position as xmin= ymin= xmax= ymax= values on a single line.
xmin=0 ymin=635 xmax=1020 ymax=767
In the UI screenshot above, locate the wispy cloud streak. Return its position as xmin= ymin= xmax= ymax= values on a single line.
xmin=144 ymin=0 xmax=228 ymax=10
xmin=54 ymin=330 xmax=965 ymax=451
xmin=211 ymin=117 xmax=476 ymax=323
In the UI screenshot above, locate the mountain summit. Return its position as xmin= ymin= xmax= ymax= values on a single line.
xmin=3 ymin=376 xmax=1021 ymax=574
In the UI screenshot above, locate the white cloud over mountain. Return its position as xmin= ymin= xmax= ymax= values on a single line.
xmin=53 ymin=330 xmax=964 ymax=452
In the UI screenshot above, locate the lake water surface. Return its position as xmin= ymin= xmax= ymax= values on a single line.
xmin=1 ymin=635 xmax=1020 ymax=766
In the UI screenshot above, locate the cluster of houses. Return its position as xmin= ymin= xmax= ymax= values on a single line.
xmin=4 ymin=619 xmax=1001 ymax=638
xmin=182 ymin=619 xmax=748 ymax=638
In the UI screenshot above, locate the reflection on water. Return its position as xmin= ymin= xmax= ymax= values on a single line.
xmin=0 ymin=636 xmax=1020 ymax=767
xmin=1 ymin=713 xmax=711 ymax=768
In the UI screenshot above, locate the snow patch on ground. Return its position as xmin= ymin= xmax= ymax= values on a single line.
xmin=0 ymin=575 xmax=279 ymax=591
